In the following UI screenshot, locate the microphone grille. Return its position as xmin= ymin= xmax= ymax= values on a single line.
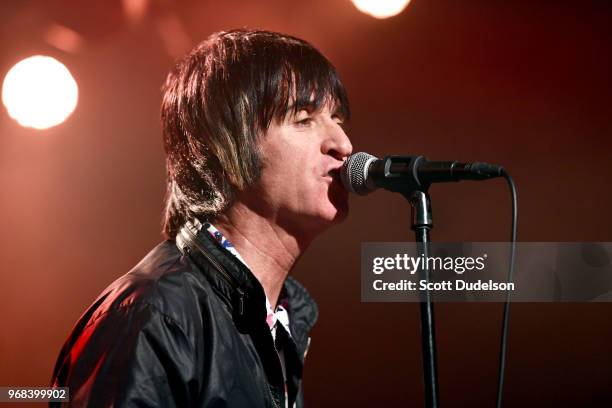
xmin=340 ymin=152 xmax=378 ymax=195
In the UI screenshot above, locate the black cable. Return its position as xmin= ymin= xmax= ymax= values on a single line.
xmin=496 ymin=170 xmax=518 ymax=408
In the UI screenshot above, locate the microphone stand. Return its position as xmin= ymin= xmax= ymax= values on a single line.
xmin=345 ymin=154 xmax=506 ymax=407
xmin=353 ymin=154 xmax=442 ymax=407
xmin=407 ymin=190 xmax=439 ymax=408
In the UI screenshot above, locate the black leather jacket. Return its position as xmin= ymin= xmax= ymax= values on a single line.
xmin=51 ymin=222 xmax=318 ymax=407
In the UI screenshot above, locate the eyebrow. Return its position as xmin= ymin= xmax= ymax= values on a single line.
xmin=285 ymin=101 xmax=316 ymax=114
xmin=285 ymin=100 xmax=346 ymax=118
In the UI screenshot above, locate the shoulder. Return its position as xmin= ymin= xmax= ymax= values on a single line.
xmin=52 ymin=241 xmax=233 ymax=396
xmin=85 ymin=241 xmax=212 ymax=339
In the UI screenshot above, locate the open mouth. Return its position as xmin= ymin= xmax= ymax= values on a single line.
xmin=327 ymin=168 xmax=340 ymax=182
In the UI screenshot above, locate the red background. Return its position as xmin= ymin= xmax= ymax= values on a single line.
xmin=0 ymin=1 xmax=611 ymax=406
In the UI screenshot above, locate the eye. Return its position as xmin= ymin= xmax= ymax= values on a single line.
xmin=295 ymin=117 xmax=313 ymax=127
xmin=332 ymin=114 xmax=346 ymax=130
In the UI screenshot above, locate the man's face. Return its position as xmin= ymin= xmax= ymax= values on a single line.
xmin=247 ymin=101 xmax=353 ymax=236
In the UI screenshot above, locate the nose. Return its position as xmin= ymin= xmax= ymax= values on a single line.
xmin=322 ymin=121 xmax=353 ymax=160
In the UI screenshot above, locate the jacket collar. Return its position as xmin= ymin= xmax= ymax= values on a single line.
xmin=176 ymin=218 xmax=318 ymax=343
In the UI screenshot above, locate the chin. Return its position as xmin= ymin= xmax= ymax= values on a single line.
xmin=319 ymin=200 xmax=349 ymax=226
xmin=331 ymin=202 xmax=349 ymax=223
xmin=299 ymin=203 xmax=348 ymax=236
xmin=300 ymin=185 xmax=349 ymax=233
xmin=327 ymin=185 xmax=349 ymax=223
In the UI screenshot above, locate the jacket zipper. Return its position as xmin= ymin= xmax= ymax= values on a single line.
xmin=184 ymin=227 xmax=245 ymax=316
xmin=184 ymin=226 xmax=281 ymax=407
xmin=267 ymin=385 xmax=282 ymax=408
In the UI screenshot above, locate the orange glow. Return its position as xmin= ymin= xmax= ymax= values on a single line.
xmin=351 ymin=0 xmax=411 ymax=19
xmin=2 ymin=55 xmax=78 ymax=130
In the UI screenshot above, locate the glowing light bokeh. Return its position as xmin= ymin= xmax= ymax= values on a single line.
xmin=351 ymin=0 xmax=411 ymax=19
xmin=2 ymin=55 xmax=78 ymax=130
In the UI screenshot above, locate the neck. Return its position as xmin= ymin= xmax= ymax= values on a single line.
xmin=213 ymin=202 xmax=312 ymax=307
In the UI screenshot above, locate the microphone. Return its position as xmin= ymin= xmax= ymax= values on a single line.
xmin=340 ymin=152 xmax=504 ymax=195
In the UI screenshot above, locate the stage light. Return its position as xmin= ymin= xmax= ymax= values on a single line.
xmin=351 ymin=0 xmax=411 ymax=19
xmin=122 ymin=0 xmax=150 ymax=24
xmin=44 ymin=24 xmax=84 ymax=53
xmin=2 ymin=55 xmax=78 ymax=130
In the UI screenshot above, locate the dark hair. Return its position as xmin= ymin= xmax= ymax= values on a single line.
xmin=160 ymin=29 xmax=350 ymax=239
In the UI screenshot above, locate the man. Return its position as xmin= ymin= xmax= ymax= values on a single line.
xmin=51 ymin=29 xmax=352 ymax=407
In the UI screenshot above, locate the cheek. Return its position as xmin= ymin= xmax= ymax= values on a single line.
xmin=262 ymin=162 xmax=311 ymax=208
xmin=268 ymin=146 xmax=310 ymax=180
